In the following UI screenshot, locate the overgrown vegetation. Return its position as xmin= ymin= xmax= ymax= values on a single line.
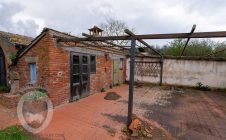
xmin=196 ymin=82 xmax=210 ymax=91
xmin=9 ymin=53 xmax=17 ymax=62
xmin=0 ymin=85 xmax=10 ymax=93
xmin=25 ymin=91 xmax=48 ymax=101
xmin=140 ymin=39 xmax=226 ymax=57
xmin=0 ymin=125 xmax=31 ymax=140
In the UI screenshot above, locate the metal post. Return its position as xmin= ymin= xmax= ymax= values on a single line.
xmin=127 ymin=38 xmax=136 ymax=126
xmin=160 ymin=57 xmax=163 ymax=86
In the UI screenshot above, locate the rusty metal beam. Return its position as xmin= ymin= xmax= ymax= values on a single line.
xmin=124 ymin=29 xmax=162 ymax=57
xmin=54 ymin=31 xmax=226 ymax=42
xmin=180 ymin=25 xmax=196 ymax=56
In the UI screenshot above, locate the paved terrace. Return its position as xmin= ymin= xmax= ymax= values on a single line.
xmin=1 ymin=85 xmax=226 ymax=140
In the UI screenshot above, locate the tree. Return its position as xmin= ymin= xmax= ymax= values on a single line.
xmin=100 ymin=18 xmax=133 ymax=46
xmin=211 ymin=42 xmax=226 ymax=57
xmin=162 ymin=39 xmax=214 ymax=56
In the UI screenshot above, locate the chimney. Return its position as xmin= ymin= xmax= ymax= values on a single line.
xmin=88 ymin=26 xmax=103 ymax=36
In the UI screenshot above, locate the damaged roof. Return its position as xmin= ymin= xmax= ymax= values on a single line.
xmin=0 ymin=30 xmax=33 ymax=45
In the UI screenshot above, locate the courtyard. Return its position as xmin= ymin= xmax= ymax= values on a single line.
xmin=15 ymin=84 xmax=224 ymax=140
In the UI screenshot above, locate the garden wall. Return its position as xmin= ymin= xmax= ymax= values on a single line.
xmin=126 ymin=56 xmax=226 ymax=88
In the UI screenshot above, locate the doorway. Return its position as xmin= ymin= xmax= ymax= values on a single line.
xmin=70 ymin=53 xmax=90 ymax=101
xmin=0 ymin=48 xmax=6 ymax=86
xmin=113 ymin=59 xmax=120 ymax=86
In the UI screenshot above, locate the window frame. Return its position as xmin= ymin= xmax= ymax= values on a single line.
xmin=90 ymin=55 xmax=96 ymax=74
xmin=29 ymin=63 xmax=37 ymax=84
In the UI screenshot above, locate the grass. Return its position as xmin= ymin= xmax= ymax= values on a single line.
xmin=0 ymin=125 xmax=31 ymax=140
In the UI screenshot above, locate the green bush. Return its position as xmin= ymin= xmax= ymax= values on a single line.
xmin=25 ymin=91 xmax=48 ymax=101
xmin=0 ymin=125 xmax=31 ymax=140
xmin=9 ymin=53 xmax=17 ymax=62
xmin=196 ymin=82 xmax=210 ymax=91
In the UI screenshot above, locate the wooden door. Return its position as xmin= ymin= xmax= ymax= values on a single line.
xmin=113 ymin=60 xmax=120 ymax=85
xmin=71 ymin=54 xmax=90 ymax=101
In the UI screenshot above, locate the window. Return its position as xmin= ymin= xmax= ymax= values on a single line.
xmin=90 ymin=56 xmax=96 ymax=73
xmin=29 ymin=63 xmax=36 ymax=84
xmin=120 ymin=58 xmax=123 ymax=70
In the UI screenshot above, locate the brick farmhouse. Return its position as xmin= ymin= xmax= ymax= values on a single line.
xmin=0 ymin=26 xmax=127 ymax=107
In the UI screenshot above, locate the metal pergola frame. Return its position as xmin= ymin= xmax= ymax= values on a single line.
xmin=54 ymin=28 xmax=226 ymax=126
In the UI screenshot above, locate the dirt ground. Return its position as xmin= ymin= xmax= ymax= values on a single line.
xmin=132 ymin=85 xmax=226 ymax=140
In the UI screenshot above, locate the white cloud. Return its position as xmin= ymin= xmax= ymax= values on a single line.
xmin=1 ymin=0 xmax=226 ymax=45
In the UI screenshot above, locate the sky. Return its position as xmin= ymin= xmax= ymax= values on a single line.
xmin=1 ymin=0 xmax=226 ymax=46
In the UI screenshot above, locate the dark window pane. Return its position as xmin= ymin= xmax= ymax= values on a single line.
xmin=90 ymin=56 xmax=96 ymax=73
xmin=73 ymin=75 xmax=79 ymax=83
xmin=82 ymin=56 xmax=88 ymax=64
xmin=82 ymin=74 xmax=88 ymax=82
xmin=82 ymin=65 xmax=88 ymax=73
xmin=73 ymin=56 xmax=79 ymax=64
xmin=73 ymin=65 xmax=79 ymax=74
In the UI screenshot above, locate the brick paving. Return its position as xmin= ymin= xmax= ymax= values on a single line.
xmin=0 ymin=104 xmax=17 ymax=129
xmin=1 ymin=85 xmax=226 ymax=140
xmin=39 ymin=85 xmax=226 ymax=140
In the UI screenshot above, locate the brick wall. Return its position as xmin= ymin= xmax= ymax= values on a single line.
xmin=90 ymin=56 xmax=112 ymax=94
xmin=47 ymin=34 xmax=70 ymax=106
xmin=15 ymin=33 xmax=50 ymax=87
xmin=15 ymin=32 xmax=70 ymax=106
xmin=13 ymin=30 xmax=127 ymax=107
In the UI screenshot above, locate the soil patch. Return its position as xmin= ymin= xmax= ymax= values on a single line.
xmin=104 ymin=92 xmax=121 ymax=100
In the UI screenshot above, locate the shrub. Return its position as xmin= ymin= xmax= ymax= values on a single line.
xmin=196 ymin=82 xmax=210 ymax=91
xmin=0 ymin=125 xmax=31 ymax=140
xmin=25 ymin=91 xmax=48 ymax=101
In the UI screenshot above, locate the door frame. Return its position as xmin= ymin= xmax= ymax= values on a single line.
xmin=70 ymin=52 xmax=91 ymax=102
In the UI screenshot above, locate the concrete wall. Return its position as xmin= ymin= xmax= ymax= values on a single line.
xmin=126 ymin=57 xmax=226 ymax=88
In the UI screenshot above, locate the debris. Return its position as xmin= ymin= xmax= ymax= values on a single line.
xmin=127 ymin=116 xmax=155 ymax=138
xmin=104 ymin=92 xmax=121 ymax=100
xmin=129 ymin=118 xmax=141 ymax=131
